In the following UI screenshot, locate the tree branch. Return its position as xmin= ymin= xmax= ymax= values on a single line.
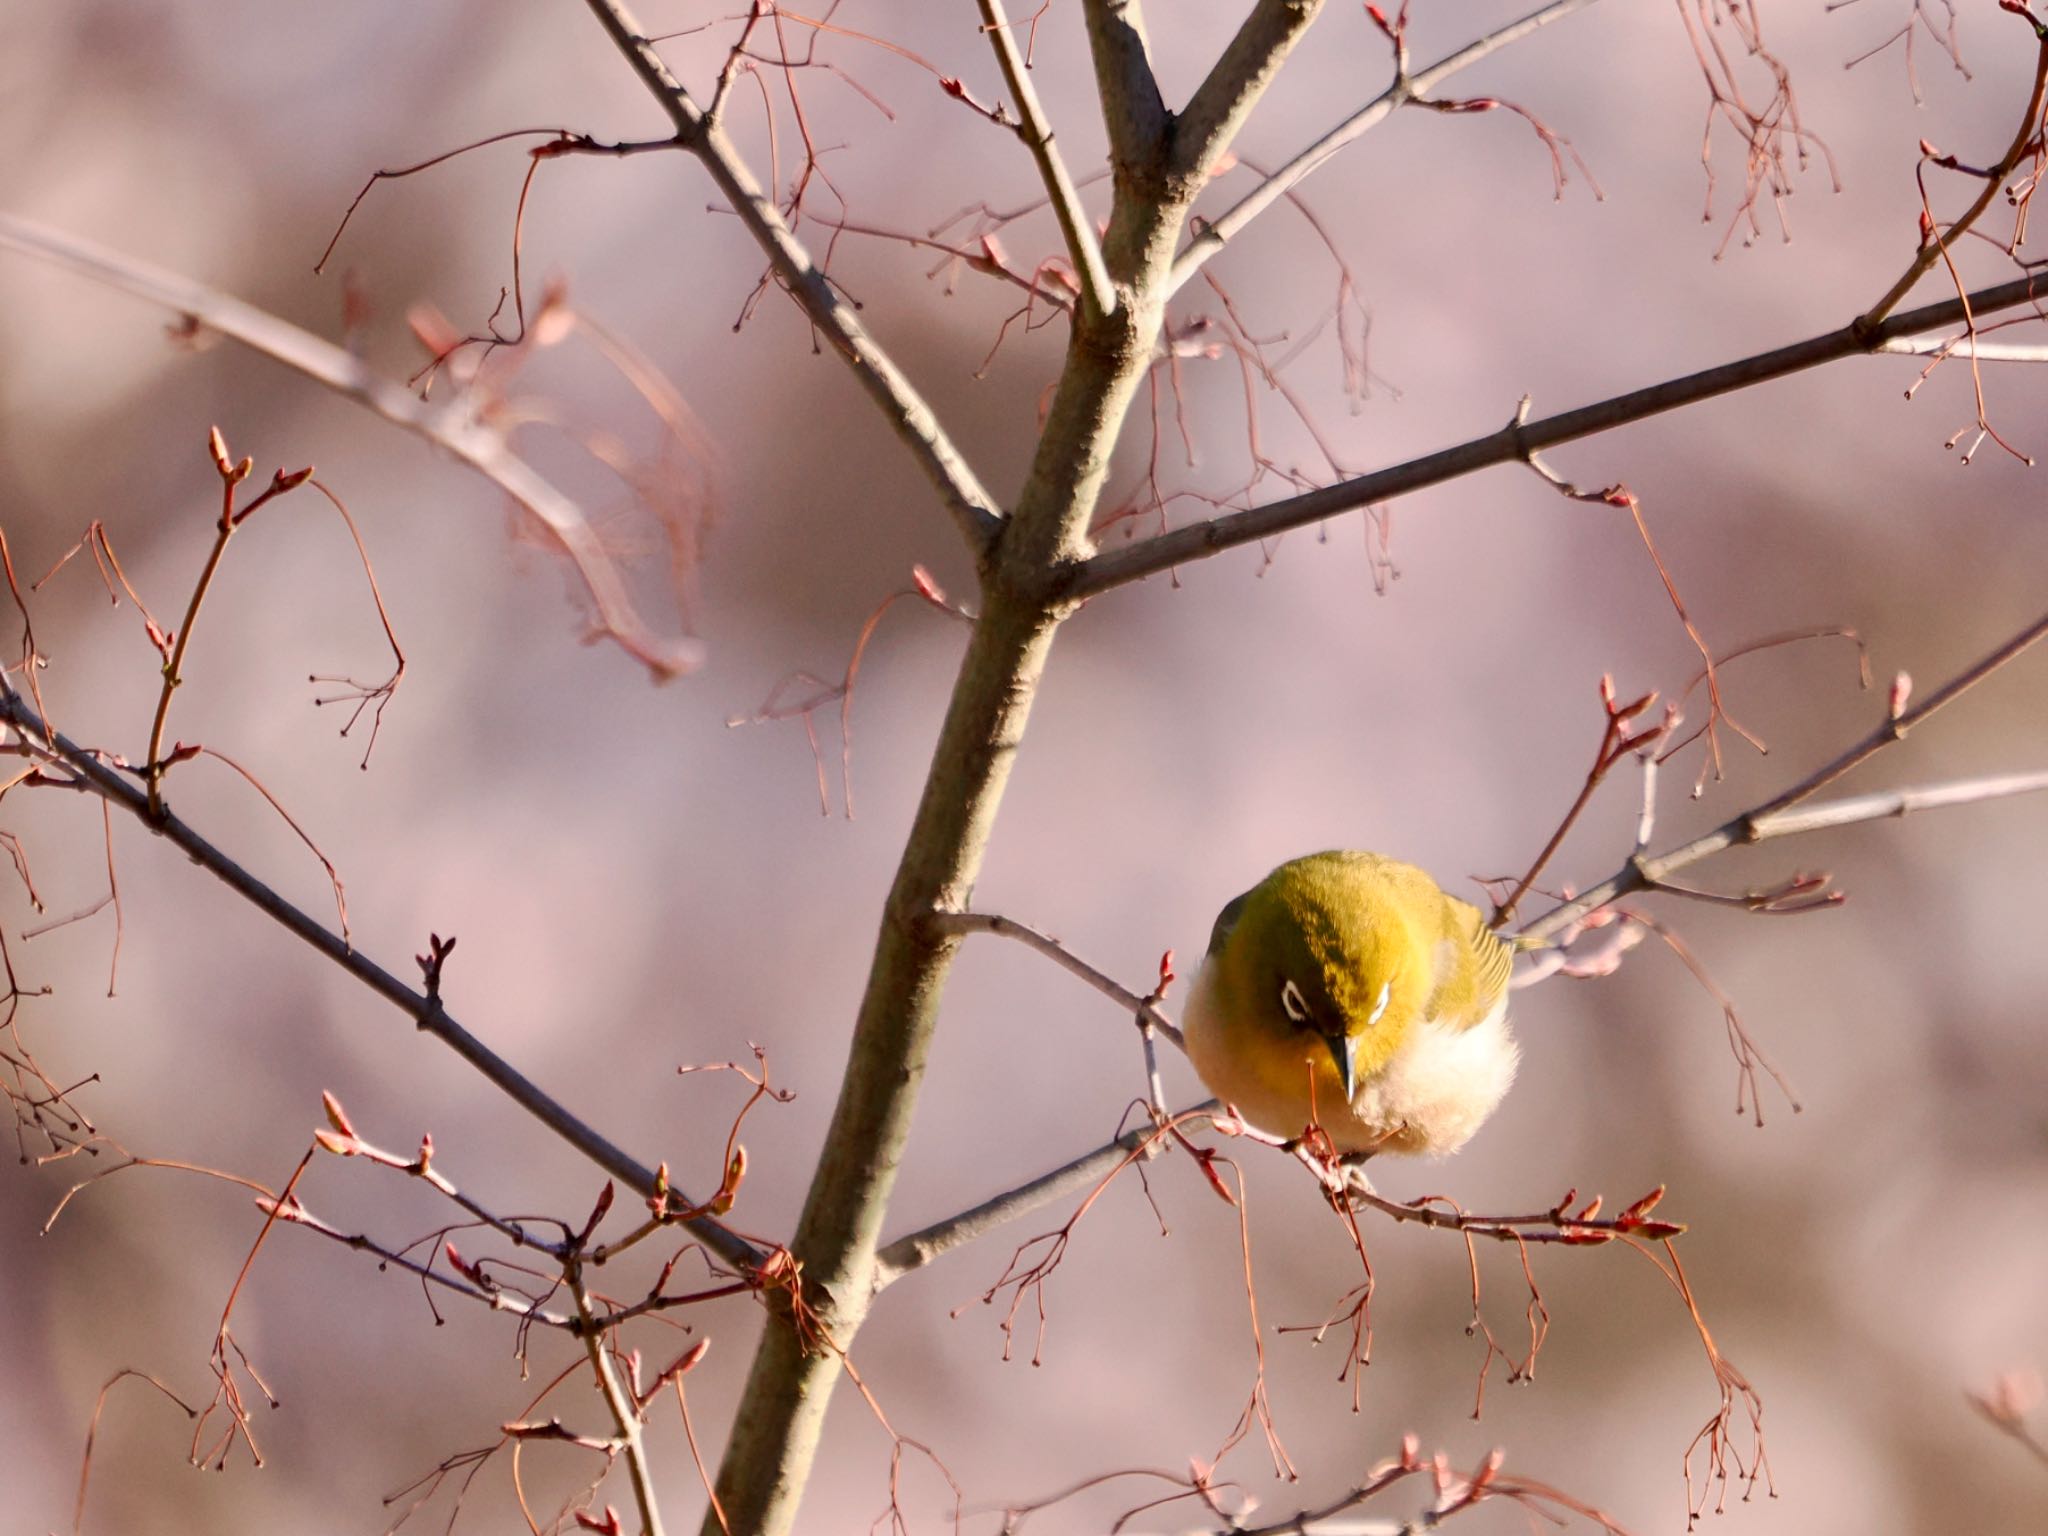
xmin=0 ymin=680 xmax=763 ymax=1274
xmin=1068 ymin=272 xmax=2048 ymax=596
xmin=1172 ymin=0 xmax=1327 ymax=185
xmin=931 ymin=910 xmax=1181 ymax=1046
xmin=1522 ymin=605 xmax=2048 ymax=944
xmin=576 ymin=0 xmax=1005 ymax=557
xmin=979 ymin=0 xmax=1117 ymax=322
xmin=1169 ymin=0 xmax=1602 ymax=296
xmin=0 ymin=212 xmax=705 ymax=683
xmin=1854 ymin=25 xmax=2048 ymax=333
xmin=569 ymin=1262 xmax=668 ymax=1536
xmin=1082 ymin=0 xmax=1169 ymax=172
xmin=872 ymin=1103 xmax=1211 ymax=1285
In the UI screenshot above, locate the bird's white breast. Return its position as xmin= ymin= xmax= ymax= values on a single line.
xmin=1349 ymin=992 xmax=1518 ymax=1156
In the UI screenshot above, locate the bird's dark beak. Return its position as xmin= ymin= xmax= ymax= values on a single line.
xmin=1322 ymin=1030 xmax=1360 ymax=1099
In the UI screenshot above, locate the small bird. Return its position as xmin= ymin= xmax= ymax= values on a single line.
xmin=1181 ymin=851 xmax=1517 ymax=1158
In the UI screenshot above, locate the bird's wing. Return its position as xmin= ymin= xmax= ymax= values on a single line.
xmin=1425 ymin=896 xmax=1512 ymax=1029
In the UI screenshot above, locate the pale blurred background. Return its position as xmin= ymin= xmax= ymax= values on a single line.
xmin=2 ymin=2 xmax=2045 ymax=1532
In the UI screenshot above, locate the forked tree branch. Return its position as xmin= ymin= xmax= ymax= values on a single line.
xmin=980 ymin=0 xmax=1118 ymax=322
xmin=570 ymin=1263 xmax=668 ymax=1536
xmin=1524 ymin=606 xmax=2048 ymax=943
xmin=580 ymin=0 xmax=1330 ymax=1526
xmin=576 ymin=0 xmax=1006 ymax=557
xmin=1169 ymin=0 xmax=1603 ymax=295
xmin=0 ymin=680 xmax=764 ymax=1273
xmin=1854 ymin=23 xmax=2048 ymax=332
xmin=0 ymin=212 xmax=705 ymax=683
xmin=1067 ymin=271 xmax=2048 ymax=596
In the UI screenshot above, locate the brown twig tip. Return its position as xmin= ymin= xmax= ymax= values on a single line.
xmin=416 ymin=932 xmax=457 ymax=1001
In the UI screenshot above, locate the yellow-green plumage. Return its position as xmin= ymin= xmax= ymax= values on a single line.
xmin=1182 ymin=851 xmax=1517 ymax=1157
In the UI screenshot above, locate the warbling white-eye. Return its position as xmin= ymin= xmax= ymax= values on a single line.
xmin=1182 ymin=851 xmax=1517 ymax=1157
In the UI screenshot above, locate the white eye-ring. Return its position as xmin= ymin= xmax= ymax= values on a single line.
xmin=1279 ymin=978 xmax=1311 ymax=1023
xmin=1366 ymin=980 xmax=1392 ymax=1026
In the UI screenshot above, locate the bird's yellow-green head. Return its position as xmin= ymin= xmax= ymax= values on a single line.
xmin=1201 ymin=851 xmax=1445 ymax=1098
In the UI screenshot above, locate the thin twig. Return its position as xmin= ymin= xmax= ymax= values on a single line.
xmin=872 ymin=1104 xmax=1211 ymax=1287
xmin=1170 ymin=0 xmax=1602 ymax=295
xmin=568 ymin=1263 xmax=668 ymax=1536
xmin=1522 ymin=607 xmax=2048 ymax=945
xmin=930 ymin=910 xmax=1182 ymax=1047
xmin=1855 ymin=24 xmax=2048 ymax=332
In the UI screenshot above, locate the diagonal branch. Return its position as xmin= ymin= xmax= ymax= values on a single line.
xmin=1522 ymin=606 xmax=2048 ymax=944
xmin=576 ymin=0 xmax=1005 ymax=556
xmin=931 ymin=910 xmax=1180 ymax=1045
xmin=1173 ymin=0 xmax=1328 ymax=185
xmin=1068 ymin=271 xmax=2048 ymax=597
xmin=979 ymin=0 xmax=1117 ymax=322
xmin=1169 ymin=0 xmax=1602 ymax=296
xmin=872 ymin=1106 xmax=1204 ymax=1285
xmin=0 ymin=212 xmax=704 ymax=683
xmin=0 ymin=680 xmax=764 ymax=1273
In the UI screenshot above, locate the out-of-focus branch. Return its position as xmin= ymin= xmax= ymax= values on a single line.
xmin=0 ymin=680 xmax=764 ymax=1274
xmin=575 ymin=0 xmax=1005 ymax=557
xmin=1169 ymin=0 xmax=1601 ymax=296
xmin=1523 ymin=771 xmax=2048 ymax=945
xmin=1880 ymin=335 xmax=2048 ymax=362
xmin=979 ymin=0 xmax=1116 ymax=322
xmin=1173 ymin=0 xmax=1327 ymax=184
xmin=0 ymin=212 xmax=704 ymax=683
xmin=1082 ymin=0 xmax=1168 ymax=170
xmin=1068 ymin=272 xmax=2048 ymax=596
xmin=1522 ymin=607 xmax=2048 ymax=944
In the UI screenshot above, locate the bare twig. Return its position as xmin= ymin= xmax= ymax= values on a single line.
xmin=1854 ymin=22 xmax=2048 ymax=332
xmin=873 ymin=1102 xmax=1211 ymax=1286
xmin=568 ymin=1263 xmax=668 ymax=1536
xmin=930 ymin=910 xmax=1181 ymax=1046
xmin=1523 ymin=608 xmax=2048 ymax=945
xmin=1170 ymin=0 xmax=1602 ymax=295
